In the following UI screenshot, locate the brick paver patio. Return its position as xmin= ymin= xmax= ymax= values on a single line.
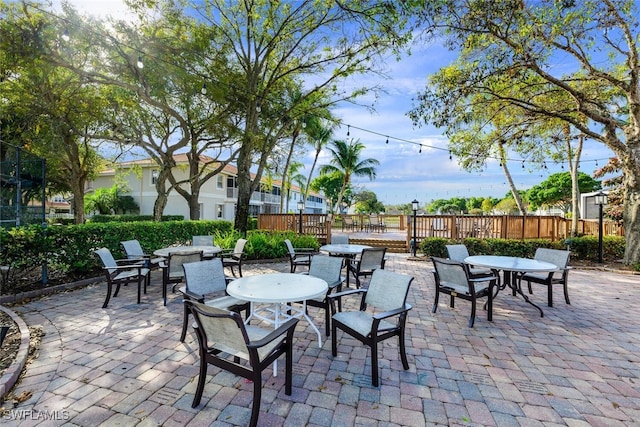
xmin=2 ymin=254 xmax=640 ymax=426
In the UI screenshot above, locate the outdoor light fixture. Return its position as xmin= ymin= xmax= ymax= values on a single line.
xmin=594 ymin=191 xmax=608 ymax=263
xmin=297 ymin=200 xmax=305 ymax=234
xmin=411 ymin=199 xmax=419 ymax=257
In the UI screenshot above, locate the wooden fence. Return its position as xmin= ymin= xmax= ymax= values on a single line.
xmin=258 ymin=213 xmax=623 ymax=247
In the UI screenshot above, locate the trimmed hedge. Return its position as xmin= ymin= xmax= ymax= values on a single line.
xmin=0 ymin=221 xmax=319 ymax=295
xmin=419 ymin=236 xmax=626 ymax=262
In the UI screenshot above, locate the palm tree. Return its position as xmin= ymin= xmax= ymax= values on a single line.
xmin=303 ymin=114 xmax=336 ymax=206
xmin=319 ymin=139 xmax=380 ymax=211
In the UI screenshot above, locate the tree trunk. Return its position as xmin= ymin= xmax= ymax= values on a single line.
xmin=234 ymin=143 xmax=253 ymax=234
xmin=568 ymin=134 xmax=583 ymax=237
xmin=498 ymin=141 xmax=526 ymax=215
xmin=621 ymin=156 xmax=640 ymax=265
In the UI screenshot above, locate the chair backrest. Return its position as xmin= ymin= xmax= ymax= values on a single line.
xmin=189 ymin=302 xmax=253 ymax=361
xmin=432 ymin=217 xmax=447 ymax=231
xmin=364 ymin=269 xmax=413 ymax=312
xmin=432 ymin=256 xmax=470 ymax=290
xmin=121 ymin=240 xmax=144 ymax=259
xmin=168 ymin=251 xmax=203 ymax=276
xmin=233 ymin=239 xmax=247 ymax=258
xmin=343 ymin=216 xmax=353 ymax=225
xmin=284 ymin=239 xmax=295 ymax=256
xmin=192 ymin=235 xmax=214 ymax=246
xmin=446 ymin=244 xmax=470 ymax=262
xmin=534 ymin=248 xmax=570 ymax=269
xmin=331 ymin=235 xmax=349 ymax=245
xmin=359 ymin=247 xmax=386 ymax=271
xmin=183 ymin=259 xmax=227 ymax=295
xmin=308 ymin=255 xmax=343 ymax=288
xmin=94 ymin=248 xmax=117 ymax=273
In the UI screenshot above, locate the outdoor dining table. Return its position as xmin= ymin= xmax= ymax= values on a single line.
xmin=152 ymin=245 xmax=222 ymax=258
xmin=464 ymin=255 xmax=558 ymax=317
xmin=319 ymin=243 xmax=372 ymax=287
xmin=226 ymin=273 xmax=328 ymax=375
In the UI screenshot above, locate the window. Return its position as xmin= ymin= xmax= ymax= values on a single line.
xmin=217 ymin=175 xmax=224 ymax=189
xmin=151 ymin=170 xmax=159 ymax=185
xmin=216 ymin=204 xmax=223 ymax=219
xmin=199 ymin=203 xmax=204 ymax=220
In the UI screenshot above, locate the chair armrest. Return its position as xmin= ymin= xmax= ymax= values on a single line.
xmin=248 ymin=318 xmax=299 ymax=349
xmin=469 ymin=275 xmax=499 ymax=283
xmin=103 ymin=264 xmax=145 ymax=272
xmin=372 ymin=303 xmax=412 ymax=321
xmin=183 ymin=289 xmax=206 ymax=303
xmin=295 ymin=247 xmax=316 ymax=253
xmin=327 ymin=288 xmax=366 ymax=300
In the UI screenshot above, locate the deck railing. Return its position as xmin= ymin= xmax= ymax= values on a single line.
xmin=258 ymin=213 xmax=623 ymax=247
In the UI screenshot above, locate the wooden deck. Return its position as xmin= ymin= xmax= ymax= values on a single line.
xmin=332 ymin=230 xmax=408 ymax=253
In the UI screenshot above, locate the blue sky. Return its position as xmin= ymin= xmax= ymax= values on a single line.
xmin=60 ymin=0 xmax=616 ymax=207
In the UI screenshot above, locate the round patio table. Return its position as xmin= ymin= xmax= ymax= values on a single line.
xmin=465 ymin=255 xmax=557 ymax=317
xmin=153 ymin=245 xmax=222 ymax=258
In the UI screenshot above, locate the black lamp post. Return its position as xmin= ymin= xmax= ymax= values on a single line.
xmin=411 ymin=199 xmax=419 ymax=257
xmin=297 ymin=200 xmax=305 ymax=234
xmin=594 ymin=191 xmax=608 ymax=263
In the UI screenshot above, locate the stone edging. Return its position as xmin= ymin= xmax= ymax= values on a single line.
xmin=0 ymin=304 xmax=30 ymax=399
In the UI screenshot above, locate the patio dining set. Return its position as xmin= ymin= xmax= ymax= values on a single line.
xmin=90 ymin=235 xmax=573 ymax=427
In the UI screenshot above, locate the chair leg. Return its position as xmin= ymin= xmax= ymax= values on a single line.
xmin=399 ymin=323 xmax=409 ymax=370
xmin=469 ymin=299 xmax=477 ymax=328
xmin=331 ymin=324 xmax=338 ymax=356
xmin=563 ymin=282 xmax=570 ymax=304
xmin=527 ymin=280 xmax=533 ymax=294
xmin=180 ymin=303 xmax=190 ymax=342
xmin=137 ymin=277 xmax=142 ymax=304
xmin=371 ymin=339 xmax=379 ymax=387
xmin=324 ymin=302 xmax=330 ymax=337
xmin=238 ymin=263 xmax=243 ymax=277
xmin=192 ymin=352 xmax=207 ymax=408
xmin=432 ymin=288 xmax=440 ymax=313
xmin=250 ymin=372 xmax=262 ymax=427
xmin=163 ymin=281 xmax=168 ymax=306
xmin=102 ymin=281 xmax=112 ymax=309
xmin=547 ymin=282 xmax=554 ymax=307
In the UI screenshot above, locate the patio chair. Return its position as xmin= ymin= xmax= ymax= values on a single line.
xmin=331 ymin=235 xmax=350 ymax=245
xmin=519 ymin=248 xmax=572 ymax=307
xmin=284 ymin=238 xmax=315 ymax=273
xmin=160 ymin=250 xmax=203 ymax=306
xmin=347 ymin=247 xmax=387 ymax=288
xmin=187 ymin=301 xmax=298 ymax=427
xmin=121 ymin=239 xmax=163 ymax=269
xmin=179 ymin=259 xmax=249 ymax=342
xmin=431 ymin=257 xmax=498 ymax=327
xmin=299 ymin=255 xmax=345 ymax=336
xmin=445 ymin=244 xmax=494 ymax=279
xmin=94 ymin=248 xmax=150 ymax=308
xmin=220 ymin=238 xmax=247 ymax=277
xmin=328 ymin=269 xmax=414 ymax=387
xmin=191 ymin=235 xmax=214 ymax=246
xmin=341 ymin=215 xmax=357 ymax=232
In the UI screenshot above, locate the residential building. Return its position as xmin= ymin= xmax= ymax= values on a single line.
xmin=88 ymin=155 xmax=327 ymax=220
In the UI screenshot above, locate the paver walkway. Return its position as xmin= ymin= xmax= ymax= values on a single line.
xmin=2 ymin=254 xmax=640 ymax=426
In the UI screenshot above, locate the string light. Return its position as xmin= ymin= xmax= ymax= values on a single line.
xmin=136 ymin=56 xmax=144 ymax=69
xmin=201 ymin=83 xmax=207 ymax=95
xmin=522 ymin=161 xmax=525 ymax=169
xmin=385 ymin=137 xmax=388 ymax=144
xmin=449 ymin=150 xmax=452 ymax=160
xmin=61 ymin=29 xmax=70 ymax=42
xmin=419 ymin=144 xmax=422 ymax=153
xmin=347 ymin=125 xmax=350 ymax=136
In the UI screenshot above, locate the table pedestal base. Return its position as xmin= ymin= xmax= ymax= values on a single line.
xmin=500 ymin=271 xmax=544 ymax=317
xmin=246 ymin=301 xmax=323 ymax=375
